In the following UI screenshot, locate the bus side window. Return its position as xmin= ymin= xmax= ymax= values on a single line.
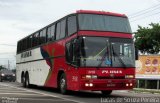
xmin=67 ymin=16 xmax=77 ymax=36
xmin=32 ymin=32 xmax=39 ymax=47
xmin=26 ymin=37 xmax=30 ymax=49
xmin=39 ymin=29 xmax=46 ymax=45
xmin=39 ymin=30 xmax=43 ymax=45
xmin=66 ymin=42 xmax=72 ymax=63
xmin=56 ymin=19 xmax=66 ymax=40
xmin=35 ymin=32 xmax=40 ymax=46
xmin=23 ymin=39 xmax=27 ymax=51
xmin=66 ymin=39 xmax=78 ymax=66
xmin=17 ymin=41 xmax=20 ymax=53
xmin=51 ymin=25 xmax=55 ymax=41
xmin=59 ymin=19 xmax=66 ymax=39
xmin=42 ymin=29 xmax=47 ymax=43
xmin=56 ymin=22 xmax=61 ymax=40
xmin=29 ymin=36 xmax=32 ymax=48
xmin=19 ymin=41 xmax=22 ymax=52
xmin=47 ymin=26 xmax=51 ymax=41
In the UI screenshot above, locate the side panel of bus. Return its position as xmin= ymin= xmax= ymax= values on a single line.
xmin=16 ymin=48 xmax=50 ymax=86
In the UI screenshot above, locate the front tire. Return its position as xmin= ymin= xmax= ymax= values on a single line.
xmin=101 ymin=90 xmax=112 ymax=96
xmin=0 ymin=77 xmax=2 ymax=82
xmin=59 ymin=73 xmax=67 ymax=94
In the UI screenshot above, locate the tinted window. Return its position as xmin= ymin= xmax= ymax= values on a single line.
xmin=28 ymin=36 xmax=32 ymax=48
xmin=36 ymin=32 xmax=39 ymax=46
xmin=56 ymin=19 xmax=66 ymax=40
xmin=66 ymin=42 xmax=71 ymax=63
xmin=33 ymin=32 xmax=39 ymax=47
xmin=26 ymin=37 xmax=30 ymax=49
xmin=21 ymin=39 xmax=24 ymax=51
xmin=39 ymin=29 xmax=46 ymax=44
xmin=47 ymin=27 xmax=51 ymax=41
xmin=39 ymin=31 xmax=43 ymax=44
xmin=68 ymin=16 xmax=77 ymax=36
xmin=65 ymin=39 xmax=78 ymax=65
xmin=47 ymin=25 xmax=55 ymax=42
xmin=19 ymin=41 xmax=22 ymax=52
xmin=56 ymin=22 xmax=61 ymax=40
xmin=50 ymin=25 xmax=55 ymax=41
xmin=78 ymin=14 xmax=132 ymax=33
xmin=59 ymin=19 xmax=66 ymax=39
xmin=42 ymin=29 xmax=46 ymax=43
xmin=22 ymin=39 xmax=27 ymax=51
xmin=17 ymin=41 xmax=20 ymax=53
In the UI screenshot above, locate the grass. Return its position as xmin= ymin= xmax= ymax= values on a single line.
xmin=133 ymin=88 xmax=160 ymax=94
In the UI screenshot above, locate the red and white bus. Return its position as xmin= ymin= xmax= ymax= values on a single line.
xmin=16 ymin=10 xmax=136 ymax=95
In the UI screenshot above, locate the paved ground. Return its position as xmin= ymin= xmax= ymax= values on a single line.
xmin=0 ymin=82 xmax=160 ymax=103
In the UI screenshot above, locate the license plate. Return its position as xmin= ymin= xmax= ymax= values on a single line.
xmin=107 ymin=84 xmax=116 ymax=87
xmin=7 ymin=77 xmax=11 ymax=79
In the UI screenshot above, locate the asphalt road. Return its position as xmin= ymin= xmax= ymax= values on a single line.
xmin=0 ymin=82 xmax=160 ymax=103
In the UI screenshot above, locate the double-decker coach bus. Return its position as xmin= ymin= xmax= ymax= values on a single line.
xmin=16 ymin=10 xmax=136 ymax=95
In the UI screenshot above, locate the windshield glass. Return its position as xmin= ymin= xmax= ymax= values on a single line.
xmin=79 ymin=37 xmax=135 ymax=67
xmin=79 ymin=37 xmax=111 ymax=67
xmin=78 ymin=14 xmax=132 ymax=33
xmin=110 ymin=38 xmax=135 ymax=67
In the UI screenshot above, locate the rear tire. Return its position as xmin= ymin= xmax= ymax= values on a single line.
xmin=59 ymin=73 xmax=67 ymax=94
xmin=101 ymin=90 xmax=112 ymax=96
xmin=25 ymin=73 xmax=30 ymax=88
xmin=22 ymin=76 xmax=26 ymax=87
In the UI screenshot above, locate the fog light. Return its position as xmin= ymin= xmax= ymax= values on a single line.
xmin=85 ymin=83 xmax=89 ymax=87
xmin=89 ymin=83 xmax=93 ymax=87
xmin=130 ymin=83 xmax=133 ymax=86
xmin=126 ymin=83 xmax=129 ymax=86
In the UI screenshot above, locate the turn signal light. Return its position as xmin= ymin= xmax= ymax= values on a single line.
xmin=125 ymin=75 xmax=134 ymax=79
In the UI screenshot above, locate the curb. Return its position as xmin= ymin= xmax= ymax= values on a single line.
xmin=132 ymin=88 xmax=160 ymax=94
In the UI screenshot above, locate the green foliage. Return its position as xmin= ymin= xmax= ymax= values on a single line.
xmin=0 ymin=65 xmax=7 ymax=70
xmin=12 ymin=69 xmax=16 ymax=73
xmin=134 ymin=23 xmax=160 ymax=54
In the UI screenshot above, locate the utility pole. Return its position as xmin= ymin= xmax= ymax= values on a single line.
xmin=8 ymin=60 xmax=10 ymax=70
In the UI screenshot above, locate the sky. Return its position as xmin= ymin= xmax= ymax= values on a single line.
xmin=0 ymin=0 xmax=160 ymax=69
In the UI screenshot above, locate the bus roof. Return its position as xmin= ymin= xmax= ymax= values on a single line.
xmin=17 ymin=10 xmax=127 ymax=42
xmin=76 ymin=10 xmax=127 ymax=17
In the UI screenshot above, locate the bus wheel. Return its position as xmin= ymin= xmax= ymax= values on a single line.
xmin=0 ymin=78 xmax=2 ymax=82
xmin=101 ymin=90 xmax=112 ymax=96
xmin=25 ymin=74 xmax=30 ymax=88
xmin=22 ymin=76 xmax=26 ymax=87
xmin=59 ymin=73 xmax=67 ymax=94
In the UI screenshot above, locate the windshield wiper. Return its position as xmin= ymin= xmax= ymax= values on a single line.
xmin=111 ymin=45 xmax=127 ymax=68
xmin=97 ymin=50 xmax=108 ymax=67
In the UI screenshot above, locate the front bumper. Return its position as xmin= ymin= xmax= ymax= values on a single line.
xmin=1 ymin=75 xmax=15 ymax=81
xmin=79 ymin=79 xmax=136 ymax=91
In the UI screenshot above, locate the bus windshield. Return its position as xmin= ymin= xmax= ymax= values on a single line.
xmin=78 ymin=14 xmax=132 ymax=33
xmin=79 ymin=37 xmax=135 ymax=67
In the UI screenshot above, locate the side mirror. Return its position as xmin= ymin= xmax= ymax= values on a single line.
xmin=135 ymin=48 xmax=138 ymax=60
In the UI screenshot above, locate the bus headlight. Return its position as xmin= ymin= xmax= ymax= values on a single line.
xmin=125 ymin=75 xmax=134 ymax=79
xmin=12 ymin=74 xmax=15 ymax=76
xmin=1 ymin=73 xmax=5 ymax=76
xmin=92 ymin=75 xmax=97 ymax=79
xmin=82 ymin=75 xmax=97 ymax=79
xmin=86 ymin=75 xmax=92 ymax=79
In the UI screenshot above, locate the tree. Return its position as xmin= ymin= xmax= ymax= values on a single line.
xmin=134 ymin=23 xmax=160 ymax=54
xmin=0 ymin=65 xmax=7 ymax=70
